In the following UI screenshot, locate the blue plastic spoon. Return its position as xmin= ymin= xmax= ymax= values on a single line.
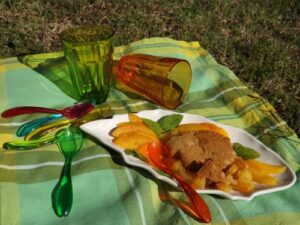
xmin=17 ymin=114 xmax=62 ymax=137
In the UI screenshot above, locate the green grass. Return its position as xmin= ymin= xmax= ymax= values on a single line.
xmin=1 ymin=0 xmax=299 ymax=136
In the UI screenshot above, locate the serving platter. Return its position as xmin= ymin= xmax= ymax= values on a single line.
xmin=80 ymin=109 xmax=296 ymax=201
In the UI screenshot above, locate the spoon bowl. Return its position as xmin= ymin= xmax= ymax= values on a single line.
xmin=55 ymin=126 xmax=83 ymax=157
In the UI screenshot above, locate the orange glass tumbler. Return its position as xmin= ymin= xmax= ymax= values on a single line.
xmin=114 ymin=54 xmax=192 ymax=109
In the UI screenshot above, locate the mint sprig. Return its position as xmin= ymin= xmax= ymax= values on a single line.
xmin=141 ymin=114 xmax=183 ymax=136
xmin=232 ymin=143 xmax=261 ymax=160
xmin=142 ymin=118 xmax=164 ymax=136
xmin=158 ymin=114 xmax=183 ymax=132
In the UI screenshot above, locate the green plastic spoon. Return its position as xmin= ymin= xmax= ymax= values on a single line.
xmin=3 ymin=136 xmax=55 ymax=150
xmin=51 ymin=127 xmax=83 ymax=217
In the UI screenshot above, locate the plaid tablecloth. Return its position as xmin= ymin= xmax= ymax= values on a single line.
xmin=0 ymin=37 xmax=299 ymax=225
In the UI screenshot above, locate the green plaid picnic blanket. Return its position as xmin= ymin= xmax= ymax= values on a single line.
xmin=0 ymin=37 xmax=299 ymax=225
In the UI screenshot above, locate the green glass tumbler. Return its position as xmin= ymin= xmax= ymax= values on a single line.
xmin=61 ymin=25 xmax=114 ymax=104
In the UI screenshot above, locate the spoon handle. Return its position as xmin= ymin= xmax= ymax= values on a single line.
xmin=17 ymin=114 xmax=62 ymax=137
xmin=51 ymin=159 xmax=73 ymax=217
xmin=25 ymin=119 xmax=71 ymax=141
xmin=154 ymin=162 xmax=211 ymax=223
xmin=172 ymin=172 xmax=211 ymax=223
xmin=3 ymin=136 xmax=55 ymax=150
xmin=2 ymin=106 xmax=62 ymax=118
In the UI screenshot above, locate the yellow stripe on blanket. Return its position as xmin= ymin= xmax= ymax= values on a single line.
xmin=0 ymin=133 xmax=15 ymax=148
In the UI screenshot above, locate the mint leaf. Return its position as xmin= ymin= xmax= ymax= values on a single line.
xmin=157 ymin=114 xmax=183 ymax=132
xmin=142 ymin=118 xmax=163 ymax=136
xmin=124 ymin=149 xmax=148 ymax=162
xmin=233 ymin=143 xmax=261 ymax=160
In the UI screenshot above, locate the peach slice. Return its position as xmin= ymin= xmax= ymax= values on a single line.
xmin=250 ymin=169 xmax=277 ymax=186
xmin=246 ymin=160 xmax=286 ymax=175
xmin=137 ymin=143 xmax=150 ymax=159
xmin=128 ymin=113 xmax=143 ymax=123
xmin=172 ymin=123 xmax=230 ymax=138
xmin=136 ymin=143 xmax=156 ymax=167
xmin=113 ymin=131 xmax=158 ymax=150
xmin=111 ymin=122 xmax=157 ymax=138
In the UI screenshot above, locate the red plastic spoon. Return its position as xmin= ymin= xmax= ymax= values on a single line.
xmin=147 ymin=142 xmax=211 ymax=223
xmin=1 ymin=102 xmax=94 ymax=119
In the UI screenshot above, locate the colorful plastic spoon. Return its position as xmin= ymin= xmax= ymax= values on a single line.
xmin=2 ymin=104 xmax=112 ymax=150
xmin=17 ymin=114 xmax=62 ymax=137
xmin=17 ymin=104 xmax=112 ymax=138
xmin=24 ymin=119 xmax=71 ymax=141
xmin=24 ymin=104 xmax=112 ymax=141
xmin=158 ymin=188 xmax=200 ymax=220
xmin=147 ymin=142 xmax=211 ymax=223
xmin=75 ymin=104 xmax=113 ymax=124
xmin=3 ymin=120 xmax=71 ymax=150
xmin=3 ymin=121 xmax=71 ymax=150
xmin=3 ymin=135 xmax=55 ymax=150
xmin=1 ymin=102 xmax=94 ymax=119
xmin=51 ymin=127 xmax=83 ymax=217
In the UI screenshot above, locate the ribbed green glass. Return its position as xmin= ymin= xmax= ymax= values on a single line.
xmin=61 ymin=25 xmax=114 ymax=104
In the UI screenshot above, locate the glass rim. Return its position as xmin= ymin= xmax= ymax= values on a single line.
xmin=60 ymin=25 xmax=114 ymax=44
xmin=162 ymin=59 xmax=191 ymax=108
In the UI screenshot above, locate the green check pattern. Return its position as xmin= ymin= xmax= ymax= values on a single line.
xmin=0 ymin=37 xmax=299 ymax=225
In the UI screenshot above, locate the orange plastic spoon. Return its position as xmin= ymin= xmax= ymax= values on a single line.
xmin=147 ymin=142 xmax=211 ymax=223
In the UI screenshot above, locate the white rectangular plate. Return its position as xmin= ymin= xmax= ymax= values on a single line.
xmin=80 ymin=109 xmax=296 ymax=201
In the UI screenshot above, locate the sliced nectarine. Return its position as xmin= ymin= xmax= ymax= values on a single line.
xmin=136 ymin=143 xmax=157 ymax=167
xmin=128 ymin=113 xmax=143 ymax=123
xmin=113 ymin=131 xmax=158 ymax=150
xmin=137 ymin=143 xmax=149 ymax=159
xmin=250 ymin=169 xmax=277 ymax=186
xmin=111 ymin=122 xmax=157 ymax=138
xmin=246 ymin=160 xmax=286 ymax=175
xmin=172 ymin=123 xmax=230 ymax=138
